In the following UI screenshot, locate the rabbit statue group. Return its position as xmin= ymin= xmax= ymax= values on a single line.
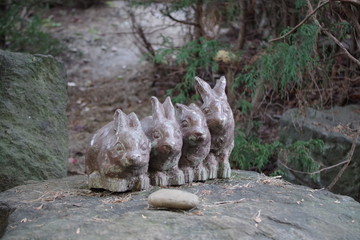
xmin=85 ymin=76 xmax=235 ymax=192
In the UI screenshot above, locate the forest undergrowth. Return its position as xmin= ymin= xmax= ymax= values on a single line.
xmin=1 ymin=0 xmax=359 ymax=181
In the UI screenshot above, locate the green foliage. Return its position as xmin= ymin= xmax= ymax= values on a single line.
xmin=0 ymin=2 xmax=63 ymax=55
xmin=234 ymin=24 xmax=319 ymax=96
xmin=230 ymin=129 xmax=281 ymax=170
xmin=230 ymin=129 xmax=325 ymax=177
xmin=281 ymin=139 xmax=324 ymax=179
xmin=155 ymin=37 xmax=222 ymax=103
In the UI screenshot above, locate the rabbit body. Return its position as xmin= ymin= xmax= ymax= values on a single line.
xmin=85 ymin=110 xmax=151 ymax=192
xmin=195 ymin=76 xmax=235 ymax=178
xmin=141 ymin=96 xmax=185 ymax=186
xmin=176 ymin=103 xmax=211 ymax=183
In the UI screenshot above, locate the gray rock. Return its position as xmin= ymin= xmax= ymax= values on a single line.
xmin=148 ymin=189 xmax=199 ymax=210
xmin=0 ymin=50 xmax=68 ymax=192
xmin=279 ymin=105 xmax=360 ymax=201
xmin=1 ymin=171 xmax=359 ymax=240
xmin=0 ymin=202 xmax=13 ymax=238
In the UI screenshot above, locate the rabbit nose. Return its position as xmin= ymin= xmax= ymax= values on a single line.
xmin=128 ymin=153 xmax=141 ymax=163
xmin=193 ymin=132 xmax=205 ymax=141
xmin=160 ymin=144 xmax=173 ymax=154
xmin=218 ymin=116 xmax=227 ymax=126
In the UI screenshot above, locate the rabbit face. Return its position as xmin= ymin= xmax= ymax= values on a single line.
xmin=195 ymin=76 xmax=234 ymax=134
xmin=142 ymin=96 xmax=183 ymax=171
xmin=176 ymin=103 xmax=210 ymax=147
xmin=107 ymin=131 xmax=150 ymax=169
xmin=87 ymin=110 xmax=151 ymax=178
xmin=150 ymin=121 xmax=182 ymax=155
xmin=201 ymin=98 xmax=232 ymax=131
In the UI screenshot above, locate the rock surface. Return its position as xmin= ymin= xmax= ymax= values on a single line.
xmin=1 ymin=171 xmax=359 ymax=240
xmin=0 ymin=50 xmax=68 ymax=191
xmin=148 ymin=189 xmax=199 ymax=210
xmin=279 ymin=105 xmax=360 ymax=201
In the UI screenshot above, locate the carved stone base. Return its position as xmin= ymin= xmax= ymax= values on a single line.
xmin=88 ymin=171 xmax=150 ymax=192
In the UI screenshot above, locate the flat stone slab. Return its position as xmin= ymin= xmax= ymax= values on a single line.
xmin=0 ymin=171 xmax=359 ymax=239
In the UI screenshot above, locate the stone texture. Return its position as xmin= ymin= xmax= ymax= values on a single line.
xmin=0 ymin=202 xmax=13 ymax=238
xmin=148 ymin=189 xmax=199 ymax=210
xmin=0 ymin=50 xmax=68 ymax=192
xmin=279 ymin=105 xmax=360 ymax=201
xmin=1 ymin=171 xmax=359 ymax=239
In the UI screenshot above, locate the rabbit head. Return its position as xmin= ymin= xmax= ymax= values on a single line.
xmin=143 ymin=96 xmax=183 ymax=171
xmin=176 ymin=103 xmax=210 ymax=147
xmin=106 ymin=110 xmax=151 ymax=176
xmin=195 ymin=76 xmax=234 ymax=133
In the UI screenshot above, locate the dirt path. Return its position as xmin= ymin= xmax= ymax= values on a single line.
xmin=44 ymin=1 xmax=185 ymax=174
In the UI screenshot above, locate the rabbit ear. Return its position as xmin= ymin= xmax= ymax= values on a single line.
xmin=151 ymin=96 xmax=165 ymax=121
xmin=213 ymin=76 xmax=227 ymax=97
xmin=175 ymin=103 xmax=187 ymax=117
xmin=128 ymin=112 xmax=141 ymax=130
xmin=163 ymin=96 xmax=176 ymax=121
xmin=113 ymin=109 xmax=128 ymax=132
xmin=189 ymin=103 xmax=201 ymax=111
xmin=195 ymin=76 xmax=212 ymax=102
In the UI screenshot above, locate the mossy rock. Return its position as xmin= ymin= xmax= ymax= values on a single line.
xmin=0 ymin=50 xmax=68 ymax=191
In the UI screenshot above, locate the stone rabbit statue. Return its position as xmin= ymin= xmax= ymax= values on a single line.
xmin=194 ymin=76 xmax=235 ymax=178
xmin=141 ymin=96 xmax=185 ymax=186
xmin=85 ymin=109 xmax=151 ymax=192
xmin=176 ymin=103 xmax=211 ymax=183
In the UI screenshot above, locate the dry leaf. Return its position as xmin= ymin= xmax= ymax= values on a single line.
xmin=253 ymin=210 xmax=262 ymax=223
xmin=34 ymin=204 xmax=43 ymax=210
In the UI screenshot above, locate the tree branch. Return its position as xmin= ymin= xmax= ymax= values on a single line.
xmin=306 ymin=0 xmax=360 ymax=68
xmin=269 ymin=0 xmax=329 ymax=42
xmin=327 ymin=126 xmax=359 ymax=190
xmin=161 ymin=9 xmax=200 ymax=27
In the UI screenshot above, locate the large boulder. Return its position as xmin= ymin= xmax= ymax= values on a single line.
xmin=279 ymin=105 xmax=360 ymax=201
xmin=0 ymin=50 xmax=68 ymax=191
xmin=0 ymin=171 xmax=359 ymax=239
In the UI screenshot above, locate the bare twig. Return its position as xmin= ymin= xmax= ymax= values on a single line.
xmin=327 ymin=126 xmax=359 ymax=190
xmin=279 ymin=158 xmax=351 ymax=175
xmin=269 ymin=0 xmax=330 ymax=42
xmin=161 ymin=9 xmax=199 ymax=27
xmin=214 ymin=199 xmax=245 ymax=205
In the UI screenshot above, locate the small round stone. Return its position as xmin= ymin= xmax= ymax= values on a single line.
xmin=148 ymin=189 xmax=199 ymax=210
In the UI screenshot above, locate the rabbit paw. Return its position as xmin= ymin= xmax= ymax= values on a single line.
xmin=168 ymin=168 xmax=185 ymax=186
xmin=182 ymin=167 xmax=195 ymax=183
xmin=134 ymin=174 xmax=150 ymax=191
xmin=218 ymin=161 xmax=231 ymax=179
xmin=194 ymin=164 xmax=208 ymax=182
xmin=204 ymin=154 xmax=218 ymax=179
xmin=150 ymin=171 xmax=168 ymax=186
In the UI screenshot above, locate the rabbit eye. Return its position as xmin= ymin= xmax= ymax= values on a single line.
xmin=181 ymin=120 xmax=189 ymax=128
xmin=203 ymin=107 xmax=210 ymax=114
xmin=115 ymin=143 xmax=125 ymax=153
xmin=153 ymin=131 xmax=161 ymax=139
xmin=140 ymin=141 xmax=148 ymax=151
